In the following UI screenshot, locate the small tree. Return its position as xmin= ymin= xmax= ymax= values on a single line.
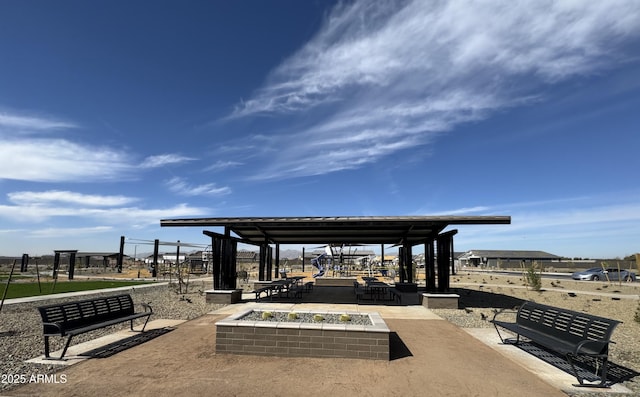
xmin=524 ymin=261 xmax=542 ymax=291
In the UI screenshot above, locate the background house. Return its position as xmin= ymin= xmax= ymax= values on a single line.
xmin=458 ymin=250 xmax=561 ymax=268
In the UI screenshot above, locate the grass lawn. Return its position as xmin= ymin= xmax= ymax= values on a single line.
xmin=0 ymin=280 xmax=156 ymax=299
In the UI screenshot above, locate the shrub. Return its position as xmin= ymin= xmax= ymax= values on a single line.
xmin=525 ymin=261 xmax=542 ymax=291
xmin=635 ymin=298 xmax=640 ymax=324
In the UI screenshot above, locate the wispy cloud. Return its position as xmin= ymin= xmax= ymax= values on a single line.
xmin=165 ymin=176 xmax=231 ymax=197
xmin=0 ymin=109 xmax=138 ymax=182
xmin=0 ymin=198 xmax=209 ymax=226
xmin=0 ymin=109 xmax=197 ymax=182
xmin=228 ymin=0 xmax=640 ymax=180
xmin=430 ymin=206 xmax=493 ymax=216
xmin=8 ymin=190 xmax=138 ymax=207
xmin=204 ymin=160 xmax=243 ymax=172
xmin=29 ymin=226 xmax=114 ymax=238
xmin=0 ymin=111 xmax=77 ymax=132
xmin=0 ymin=139 xmax=134 ymax=182
xmin=140 ymin=154 xmax=195 ymax=168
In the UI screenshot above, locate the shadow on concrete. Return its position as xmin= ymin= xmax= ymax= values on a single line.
xmin=513 ymin=341 xmax=640 ymax=386
xmin=389 ymin=332 xmax=413 ymax=361
xmin=244 ymin=285 xmax=424 ymax=306
xmin=80 ymin=327 xmax=174 ymax=359
xmin=452 ymin=288 xmax=527 ymax=310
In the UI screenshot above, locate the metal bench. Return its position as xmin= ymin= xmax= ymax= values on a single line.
xmin=491 ymin=301 xmax=621 ymax=387
xmin=37 ymin=294 xmax=153 ymax=360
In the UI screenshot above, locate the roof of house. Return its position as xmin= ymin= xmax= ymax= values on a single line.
xmin=305 ymin=249 xmax=376 ymax=258
xmin=458 ymin=250 xmax=560 ymax=260
xmin=237 ymin=250 xmax=258 ymax=259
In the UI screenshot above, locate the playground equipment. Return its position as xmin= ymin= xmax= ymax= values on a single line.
xmin=311 ymin=253 xmax=329 ymax=278
xmin=311 ymin=246 xmax=334 ymax=278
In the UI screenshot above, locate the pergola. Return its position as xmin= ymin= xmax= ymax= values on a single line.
xmin=51 ymin=251 xmax=121 ymax=279
xmin=160 ymin=215 xmax=510 ymax=293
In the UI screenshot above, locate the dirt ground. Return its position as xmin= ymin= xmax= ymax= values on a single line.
xmin=5 ymin=270 xmax=639 ymax=397
xmin=5 ymin=313 xmax=566 ymax=397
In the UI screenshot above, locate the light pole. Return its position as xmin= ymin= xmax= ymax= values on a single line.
xmin=135 ymin=245 xmax=140 ymax=278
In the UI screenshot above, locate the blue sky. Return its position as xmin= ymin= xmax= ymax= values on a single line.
xmin=1 ymin=0 xmax=639 ymax=259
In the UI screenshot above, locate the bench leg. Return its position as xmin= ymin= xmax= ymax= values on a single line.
xmin=41 ymin=335 xmax=72 ymax=361
xmin=492 ymin=325 xmax=521 ymax=345
xmin=567 ymin=354 xmax=611 ymax=388
xmin=43 ymin=335 xmax=74 ymax=360
xmin=599 ymin=357 xmax=611 ymax=387
xmin=58 ymin=336 xmax=74 ymax=360
xmin=492 ymin=324 xmax=507 ymax=343
xmin=43 ymin=336 xmax=51 ymax=358
xmin=131 ymin=314 xmax=151 ymax=332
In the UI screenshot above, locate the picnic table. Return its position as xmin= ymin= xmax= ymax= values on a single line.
xmin=254 ymin=278 xmax=304 ymax=301
xmin=367 ymin=281 xmax=391 ymax=301
xmin=353 ymin=280 xmax=401 ymax=303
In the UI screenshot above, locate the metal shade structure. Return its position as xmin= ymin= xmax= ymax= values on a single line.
xmin=160 ymin=215 xmax=510 ymax=292
xmin=160 ymin=215 xmax=510 ymax=246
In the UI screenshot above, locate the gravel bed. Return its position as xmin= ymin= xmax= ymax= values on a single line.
xmin=239 ymin=310 xmax=372 ymax=325
xmin=0 ymin=281 xmax=222 ymax=393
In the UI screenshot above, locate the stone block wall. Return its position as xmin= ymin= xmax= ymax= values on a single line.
xmin=205 ymin=289 xmax=242 ymax=304
xmin=314 ymin=277 xmax=357 ymax=287
xmin=216 ymin=325 xmax=389 ymax=360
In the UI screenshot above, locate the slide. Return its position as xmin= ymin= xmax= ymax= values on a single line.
xmin=311 ymin=253 xmax=327 ymax=278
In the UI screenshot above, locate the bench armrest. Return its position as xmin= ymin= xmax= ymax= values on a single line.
xmin=573 ymin=339 xmax=610 ymax=356
xmin=139 ymin=302 xmax=153 ymax=313
xmin=42 ymin=322 xmax=64 ymax=334
xmin=490 ymin=308 xmax=517 ymax=323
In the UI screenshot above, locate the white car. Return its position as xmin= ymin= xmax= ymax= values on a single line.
xmin=571 ymin=267 xmax=637 ymax=282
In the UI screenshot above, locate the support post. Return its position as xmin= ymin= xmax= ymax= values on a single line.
xmin=266 ymin=246 xmax=273 ymax=281
xmin=301 ymin=247 xmax=305 ymax=272
xmin=404 ymin=245 xmax=413 ymax=283
xmin=68 ymin=252 xmax=76 ymax=280
xmin=212 ymin=237 xmax=222 ymax=289
xmin=398 ymin=246 xmax=405 ymax=283
xmin=274 ymin=244 xmax=280 ymax=279
xmin=220 ymin=238 xmax=237 ymax=289
xmin=117 ymin=235 xmax=125 ymax=273
xmin=258 ymin=244 xmax=267 ymax=281
xmin=425 ymin=240 xmax=436 ymax=292
xmin=450 ymin=238 xmax=456 ymax=276
xmin=53 ymin=252 xmax=61 ymax=280
xmin=436 ymin=231 xmax=457 ymax=292
xmin=175 ymin=240 xmax=181 ymax=278
xmin=381 ymin=244 xmax=385 ymax=279
xmin=152 ymin=239 xmax=159 ymax=277
xmin=21 ymin=254 xmax=29 ymax=272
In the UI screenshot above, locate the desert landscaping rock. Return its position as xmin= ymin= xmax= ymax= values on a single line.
xmin=0 ymin=281 xmax=222 ymax=393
